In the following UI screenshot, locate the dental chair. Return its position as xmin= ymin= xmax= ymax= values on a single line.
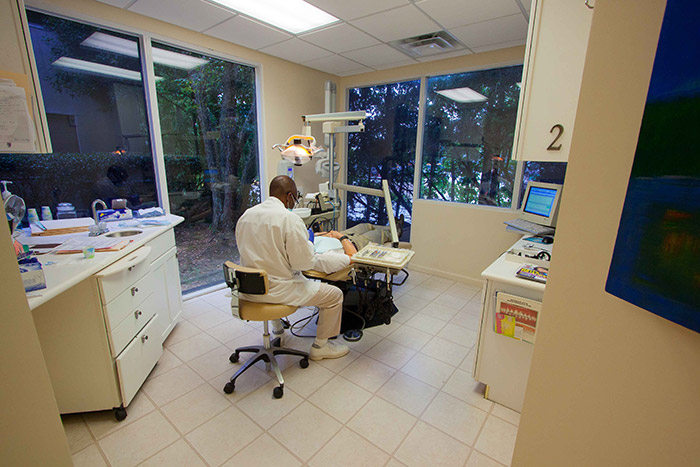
xmin=222 ymin=261 xmax=309 ymax=399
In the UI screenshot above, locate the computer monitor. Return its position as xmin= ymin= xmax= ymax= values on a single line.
xmin=520 ymin=182 xmax=563 ymax=227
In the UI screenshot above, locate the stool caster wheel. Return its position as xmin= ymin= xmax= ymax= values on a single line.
xmin=113 ymin=406 xmax=127 ymax=422
xmin=229 ymin=353 xmax=239 ymax=363
xmin=273 ymin=386 xmax=283 ymax=399
xmin=299 ymin=358 xmax=309 ymax=369
xmin=223 ymin=382 xmax=235 ymax=394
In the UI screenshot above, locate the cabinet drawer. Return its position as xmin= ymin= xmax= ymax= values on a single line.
xmin=115 ymin=316 xmax=162 ymax=407
xmin=97 ymin=246 xmax=152 ymax=303
xmin=148 ymin=229 xmax=176 ymax=263
xmin=102 ymin=271 xmax=157 ymax=331
xmin=109 ymin=292 xmax=158 ymax=358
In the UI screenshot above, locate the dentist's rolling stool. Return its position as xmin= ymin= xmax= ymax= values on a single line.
xmin=222 ymin=261 xmax=309 ymax=399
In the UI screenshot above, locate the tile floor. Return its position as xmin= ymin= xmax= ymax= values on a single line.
xmin=63 ymin=269 xmax=520 ymax=467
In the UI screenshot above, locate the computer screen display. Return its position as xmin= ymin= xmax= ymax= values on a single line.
xmin=523 ymin=186 xmax=557 ymax=217
xmin=519 ymin=182 xmax=563 ymax=227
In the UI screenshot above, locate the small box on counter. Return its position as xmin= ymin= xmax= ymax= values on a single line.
xmin=18 ymin=252 xmax=46 ymax=292
xmin=97 ymin=208 xmax=133 ymax=222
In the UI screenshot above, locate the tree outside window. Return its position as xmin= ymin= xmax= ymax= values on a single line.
xmin=420 ymin=66 xmax=523 ymax=206
xmin=346 ymin=80 xmax=420 ymax=239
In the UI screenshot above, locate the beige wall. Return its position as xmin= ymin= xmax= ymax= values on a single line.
xmin=513 ymin=1 xmax=700 ymax=465
xmin=19 ymin=0 xmax=336 ymax=196
xmin=338 ymin=46 xmax=526 ymax=282
xmin=0 ymin=200 xmax=72 ymax=465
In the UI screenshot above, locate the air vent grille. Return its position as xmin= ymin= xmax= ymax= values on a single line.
xmin=391 ymin=31 xmax=463 ymax=57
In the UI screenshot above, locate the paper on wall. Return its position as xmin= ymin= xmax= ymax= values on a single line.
xmin=0 ymin=80 xmax=36 ymax=152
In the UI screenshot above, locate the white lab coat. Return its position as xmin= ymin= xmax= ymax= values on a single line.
xmin=235 ymin=197 xmax=349 ymax=305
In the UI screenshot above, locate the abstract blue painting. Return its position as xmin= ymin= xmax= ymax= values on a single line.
xmin=606 ymin=0 xmax=700 ymax=333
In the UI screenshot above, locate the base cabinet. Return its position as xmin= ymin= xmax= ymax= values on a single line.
xmin=31 ymin=229 xmax=182 ymax=416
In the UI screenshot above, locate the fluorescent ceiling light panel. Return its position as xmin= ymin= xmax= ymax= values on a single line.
xmin=53 ymin=57 xmax=163 ymax=81
xmin=436 ymin=87 xmax=488 ymax=103
xmin=82 ymin=32 xmax=208 ymax=69
xmin=208 ymin=0 xmax=339 ymax=34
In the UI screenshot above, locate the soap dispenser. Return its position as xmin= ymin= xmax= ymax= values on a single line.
xmin=1 ymin=181 xmax=13 ymax=201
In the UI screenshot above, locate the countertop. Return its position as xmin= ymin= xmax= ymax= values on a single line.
xmin=480 ymin=236 xmax=554 ymax=292
xmin=20 ymin=215 xmax=184 ymax=310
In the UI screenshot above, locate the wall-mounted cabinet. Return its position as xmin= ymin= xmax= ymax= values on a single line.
xmin=1 ymin=0 xmax=52 ymax=153
xmin=513 ymin=0 xmax=594 ymax=162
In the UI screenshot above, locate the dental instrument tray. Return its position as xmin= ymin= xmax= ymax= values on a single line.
xmin=353 ymin=243 xmax=415 ymax=270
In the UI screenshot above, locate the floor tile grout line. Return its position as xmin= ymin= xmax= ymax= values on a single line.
xmin=63 ymin=271 xmax=514 ymax=467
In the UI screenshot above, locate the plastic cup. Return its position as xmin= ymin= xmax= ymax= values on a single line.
xmin=82 ymin=247 xmax=95 ymax=259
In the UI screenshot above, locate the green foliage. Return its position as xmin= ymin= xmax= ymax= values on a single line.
xmin=347 ymin=80 xmax=420 ymax=225
xmin=420 ymin=65 xmax=523 ymax=207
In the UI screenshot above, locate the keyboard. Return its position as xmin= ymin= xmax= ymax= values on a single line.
xmin=504 ymin=218 xmax=555 ymax=236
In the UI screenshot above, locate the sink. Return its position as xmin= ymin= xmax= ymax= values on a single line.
xmin=105 ymin=229 xmax=143 ymax=238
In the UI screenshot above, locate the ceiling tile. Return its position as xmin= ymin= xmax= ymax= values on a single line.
xmin=416 ymin=0 xmax=521 ymax=30
xmin=300 ymin=24 xmax=380 ymax=54
xmin=449 ymin=14 xmax=528 ymax=49
xmin=471 ymin=38 xmax=526 ymax=54
xmin=259 ymin=38 xmax=334 ymax=63
xmin=350 ymin=5 xmax=442 ymax=43
xmin=303 ymin=54 xmax=372 ymax=75
xmin=305 ymin=0 xmax=409 ymax=21
xmin=204 ymin=16 xmax=291 ymax=50
xmin=128 ymin=0 xmax=234 ymax=32
xmin=415 ymin=49 xmax=473 ymax=63
xmin=95 ymin=0 xmax=135 ymax=7
xmin=342 ymin=44 xmax=415 ymax=68
xmin=372 ymin=59 xmax=419 ymax=71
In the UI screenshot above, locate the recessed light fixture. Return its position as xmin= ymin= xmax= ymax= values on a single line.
xmin=82 ymin=32 xmax=209 ymax=70
xmin=436 ymin=87 xmax=488 ymax=104
xmin=208 ymin=0 xmax=339 ymax=34
xmin=53 ymin=57 xmax=162 ymax=81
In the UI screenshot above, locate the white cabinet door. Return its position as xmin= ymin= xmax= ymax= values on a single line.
xmin=514 ymin=0 xmax=594 ymax=162
xmin=164 ymin=251 xmax=183 ymax=329
xmin=115 ymin=316 xmax=163 ymax=407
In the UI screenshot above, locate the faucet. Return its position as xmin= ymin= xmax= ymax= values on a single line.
xmin=90 ymin=199 xmax=109 ymax=236
xmin=91 ymin=199 xmax=107 ymax=224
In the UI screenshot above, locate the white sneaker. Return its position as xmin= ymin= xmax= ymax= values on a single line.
xmin=309 ymin=340 xmax=349 ymax=361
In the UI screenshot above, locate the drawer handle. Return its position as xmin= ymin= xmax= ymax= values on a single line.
xmin=131 ymin=287 xmax=139 ymax=296
xmin=134 ymin=310 xmax=143 ymax=319
xmin=141 ymin=334 xmax=149 ymax=343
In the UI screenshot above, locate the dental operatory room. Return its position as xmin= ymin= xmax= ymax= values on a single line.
xmin=3 ymin=0 xmax=700 ymax=466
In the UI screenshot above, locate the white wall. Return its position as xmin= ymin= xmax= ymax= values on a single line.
xmin=0 ymin=202 xmax=71 ymax=464
xmin=338 ymin=46 xmax=526 ymax=283
xmin=513 ymin=1 xmax=700 ymax=465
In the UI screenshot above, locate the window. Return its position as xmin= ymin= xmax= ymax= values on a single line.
xmin=153 ymin=42 xmax=261 ymax=293
xmin=1 ymin=10 xmax=263 ymax=295
xmin=0 ymin=11 xmax=157 ymax=217
xmin=419 ymin=66 xmax=523 ymax=206
xmin=346 ymin=80 xmax=419 ymax=240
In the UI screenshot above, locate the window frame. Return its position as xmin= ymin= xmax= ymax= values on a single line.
xmin=345 ymin=60 xmax=529 ymax=215
xmin=23 ymin=5 xmax=267 ymax=212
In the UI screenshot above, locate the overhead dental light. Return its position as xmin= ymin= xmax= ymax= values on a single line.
xmin=274 ymin=135 xmax=323 ymax=166
xmin=273 ymin=111 xmax=367 ymax=181
xmin=207 ymin=0 xmax=339 ymax=34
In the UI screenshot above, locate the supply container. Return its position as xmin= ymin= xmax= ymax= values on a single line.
xmin=27 ymin=208 xmax=39 ymax=224
xmin=56 ymin=202 xmax=77 ymax=219
xmin=41 ymin=206 xmax=53 ymax=220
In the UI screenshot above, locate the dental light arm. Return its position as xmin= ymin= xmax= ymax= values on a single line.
xmin=334 ymin=180 xmax=399 ymax=247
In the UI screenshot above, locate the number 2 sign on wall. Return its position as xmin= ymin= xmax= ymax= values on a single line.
xmin=547 ymin=124 xmax=564 ymax=151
